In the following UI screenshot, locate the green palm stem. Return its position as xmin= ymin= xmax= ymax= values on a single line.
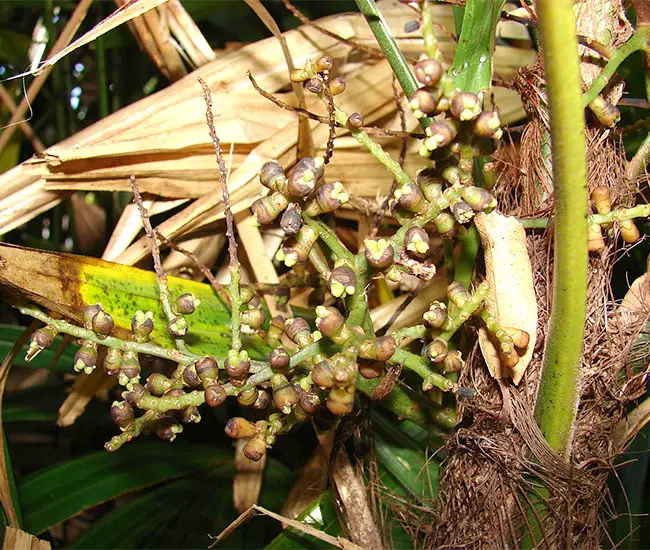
xmin=520 ymin=204 xmax=650 ymax=229
xmin=533 ymin=0 xmax=588 ymax=461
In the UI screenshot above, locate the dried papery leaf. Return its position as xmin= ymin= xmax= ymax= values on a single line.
xmin=475 ymin=211 xmax=537 ymax=383
xmin=162 ymin=234 xmax=225 ymax=279
xmin=57 ymin=368 xmax=114 ymax=427
xmin=2 ymin=527 xmax=51 ymax=550
xmin=212 ymin=504 xmax=364 ymax=550
xmin=281 ymin=445 xmax=329 ymax=520
xmin=166 ymin=0 xmax=216 ymax=68
xmin=233 ymin=439 xmax=267 ymax=514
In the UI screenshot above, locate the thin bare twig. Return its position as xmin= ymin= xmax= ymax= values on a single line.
xmin=198 ymin=77 xmax=243 ymax=352
xmin=247 ymin=71 xmax=424 ymax=139
xmin=322 ymin=73 xmax=337 ymax=164
xmin=130 ymin=175 xmax=189 ymax=353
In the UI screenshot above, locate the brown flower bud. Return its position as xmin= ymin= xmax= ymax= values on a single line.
xmin=299 ymin=391 xmax=321 ymax=414
xmin=329 ymin=76 xmax=346 ymax=95
xmin=312 ymin=360 xmax=335 ymax=388
xmin=426 ymin=338 xmax=448 ymax=363
xmin=290 ymin=67 xmax=311 ymax=83
xmin=329 ymin=261 xmax=357 ymax=298
xmin=287 ymin=156 xmax=324 ymax=197
xmin=243 ymin=435 xmax=267 ymax=462
xmin=74 ymin=342 xmax=98 ymax=374
xmin=280 ymin=203 xmax=303 ymax=235
xmin=359 ymin=361 xmax=384 ymax=379
xmin=110 ymin=400 xmax=135 ymax=430
xmin=180 ymin=406 xmax=201 ymax=424
xmin=620 ymin=219 xmax=640 ymax=243
xmin=314 ymin=55 xmax=333 ymax=73
xmin=499 ymin=347 xmax=519 ymax=369
xmin=587 ymin=223 xmax=605 ymax=252
xmin=404 ymin=19 xmax=420 ymax=33
xmin=269 ymin=347 xmax=291 ymax=372
xmin=404 ymin=227 xmax=431 ymax=259
xmin=284 ymin=317 xmax=311 ymax=345
xmin=347 ymin=112 xmax=364 ymax=128
xmin=423 ymin=119 xmax=458 ymax=150
xmin=103 ymin=348 xmax=123 ymax=375
xmin=474 ymin=111 xmax=502 ymax=138
xmin=225 ymin=351 xmax=251 ymax=380
xmin=433 ymin=212 xmax=457 ymax=237
xmin=241 ymin=308 xmax=266 ymax=330
xmin=251 ymin=193 xmax=289 ymax=225
xmin=125 ymin=383 xmax=147 ymax=405
xmin=326 ymin=387 xmax=354 ymax=416
xmin=131 ymin=310 xmax=154 ymax=342
xmin=423 ymin=301 xmax=447 ymax=329
xmin=450 ymin=92 xmax=482 ymax=121
xmin=92 ymin=310 xmax=114 ymax=337
xmin=504 ymin=327 xmax=530 ymax=350
xmin=364 ymin=239 xmax=394 ymax=270
xmin=462 ymin=186 xmax=497 ymax=212
xmin=237 ymin=385 xmax=258 ymax=406
xmin=442 ymin=349 xmax=464 ymax=373
xmin=416 ymin=168 xmax=443 ymax=202
xmin=268 ymin=315 xmax=286 ymax=344
xmin=414 ymin=58 xmax=443 ymax=87
xmin=591 ymin=186 xmax=611 ymax=215
xmin=28 ymin=325 xmax=57 ymax=360
xmin=259 ymin=160 xmax=287 ymax=191
xmin=393 ymin=183 xmax=427 ymax=213
xmin=271 ymin=373 xmax=298 ymax=413
xmin=168 ymin=316 xmax=188 ymax=338
xmin=83 ymin=304 xmax=103 ymax=328
xmin=119 ymin=351 xmax=141 ymax=385
xmin=589 ymin=95 xmax=620 ymax=128
xmin=409 ymin=88 xmax=437 ymax=118
xmin=451 ymin=199 xmax=475 ymax=224
xmin=205 ymin=383 xmax=227 ymax=407
xmin=305 ymin=77 xmax=323 ymax=94
xmin=155 ymin=416 xmax=183 ymax=441
xmin=303 ymin=182 xmax=349 ymax=216
xmin=315 ymin=306 xmax=345 ymax=338
xmin=447 ymin=281 xmax=471 ymax=307
xmin=253 ymin=390 xmax=272 ymax=410
xmin=182 ymin=364 xmax=202 ymax=388
xmin=195 ymin=356 xmax=219 ymax=384
xmin=276 ymin=226 xmax=318 ymax=267
xmin=146 ymin=373 xmax=175 ymax=396
xmin=175 ymin=293 xmax=200 ymax=315
xmin=359 ymin=335 xmax=396 ymax=361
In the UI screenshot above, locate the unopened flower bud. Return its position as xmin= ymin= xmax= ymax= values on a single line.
xmin=434 ymin=212 xmax=457 ymax=237
xmin=225 ymin=350 xmax=250 ymax=380
xmin=237 ymin=385 xmax=258 ymax=406
xmin=83 ymin=304 xmax=103 ymax=328
xmin=589 ymin=95 xmax=620 ymax=128
xmin=423 ymin=301 xmax=448 ymax=328
xmin=131 ymin=310 xmax=154 ymax=342
xmin=180 ymin=406 xmax=201 ymax=424
xmin=499 ymin=347 xmax=519 ymax=369
xmin=241 ymin=308 xmax=266 ymax=330
xmin=315 ymin=306 xmax=346 ymax=338
xmin=168 ymin=316 xmax=188 ymax=338
xmin=119 ymin=351 xmax=141 ymax=386
xmin=416 ymin=168 xmax=443 ymax=202
xmin=409 ymin=89 xmax=437 ymax=118
xmin=103 ymin=348 xmax=123 ymax=375
xmin=405 ymin=227 xmax=431 ymax=259
xmin=347 ymin=112 xmax=364 ymax=128
xmin=404 ymin=19 xmax=420 ymax=33
xmin=299 ymin=391 xmax=321 ymax=414
xmin=27 ymin=325 xmax=57 ymax=360
xmin=205 ymin=383 xmax=227 ymax=407
xmin=244 ymin=435 xmax=267 ymax=462
xmin=253 ymin=390 xmax=272 ymax=410
xmin=424 ymin=119 xmax=458 ymax=150
xmin=91 ymin=310 xmax=114 ymax=338
xmin=74 ymin=342 xmax=98 ymax=374
xmin=124 ymin=383 xmax=147 ymax=406
xmin=304 ymin=182 xmax=349 ymax=216
xmin=474 ymin=111 xmax=502 ymax=138
xmin=312 ymin=360 xmax=335 ymax=388
xmin=225 ymin=417 xmax=258 ymax=439
xmin=359 ymin=361 xmax=384 ymax=379
xmin=326 ymin=387 xmax=354 ymax=416
xmin=329 ymin=76 xmax=346 ymax=95
xmin=276 ymin=226 xmax=318 ymax=267
xmin=288 ymin=156 xmax=324 ymax=197
xmin=443 ymin=349 xmax=464 ymax=373
xmin=146 ymin=373 xmax=175 ymax=396
xmin=271 ymin=373 xmax=298 ymax=413
xmin=251 ymin=193 xmax=289 ymax=225
xmin=451 ymin=199 xmax=475 ymax=224
xmin=462 ymin=186 xmax=497 ymax=212
xmin=588 ymin=223 xmax=605 ymax=252
xmin=195 ymin=356 xmax=219 ymax=384
xmin=394 ymin=183 xmax=427 ymax=213
xmin=620 ymin=219 xmax=640 ymax=243
xmin=450 ymin=92 xmax=482 ymax=121
xmin=305 ymin=77 xmax=323 ymax=93
xmin=259 ymin=160 xmax=287 ymax=191
xmin=447 ymin=281 xmax=471 ymax=307
xmin=176 ymin=293 xmax=200 ymax=315
xmin=426 ymin=338 xmax=448 ymax=363
xmin=314 ymin=55 xmax=333 ymax=73
xmin=284 ymin=317 xmax=311 ymax=345
xmin=269 ymin=347 xmax=290 ymax=372
xmin=329 ymin=261 xmax=357 ymax=298
xmin=359 ymin=335 xmax=396 ymax=361
xmin=268 ymin=315 xmax=286 ymax=344
xmin=280 ymin=203 xmax=303 ymax=235
xmin=504 ymin=327 xmax=530 ymax=350
xmin=364 ymin=239 xmax=394 ymax=269
xmin=414 ymin=58 xmax=442 ymax=87
xmin=290 ymin=67 xmax=311 ymax=83
xmin=155 ymin=416 xmax=183 ymax=441
xmin=591 ymin=186 xmax=611 ymax=215
xmin=182 ymin=364 xmax=202 ymax=388
xmin=110 ymin=400 xmax=134 ymax=430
